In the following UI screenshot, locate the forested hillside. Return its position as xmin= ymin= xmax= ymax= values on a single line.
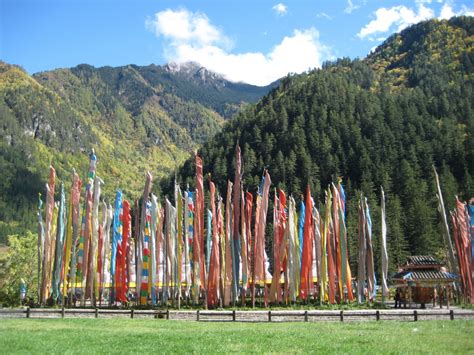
xmin=0 ymin=61 xmax=274 ymax=240
xmin=163 ymin=17 xmax=474 ymax=273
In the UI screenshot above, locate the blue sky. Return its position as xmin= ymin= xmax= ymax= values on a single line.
xmin=1 ymin=0 xmax=473 ymax=85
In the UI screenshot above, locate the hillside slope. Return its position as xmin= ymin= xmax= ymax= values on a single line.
xmin=0 ymin=61 xmax=275 ymax=240
xmin=165 ymin=17 xmax=474 ymax=272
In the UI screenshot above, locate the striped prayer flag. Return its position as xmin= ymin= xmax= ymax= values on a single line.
xmin=300 ymin=185 xmax=313 ymax=300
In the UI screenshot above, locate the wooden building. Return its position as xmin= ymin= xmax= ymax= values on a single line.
xmin=391 ymin=255 xmax=458 ymax=308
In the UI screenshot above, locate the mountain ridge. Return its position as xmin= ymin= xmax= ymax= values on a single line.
xmin=163 ymin=17 xmax=474 ymax=273
xmin=0 ymin=60 xmax=276 ymax=240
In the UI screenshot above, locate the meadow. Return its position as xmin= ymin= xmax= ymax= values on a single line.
xmin=1 ymin=318 xmax=473 ymax=353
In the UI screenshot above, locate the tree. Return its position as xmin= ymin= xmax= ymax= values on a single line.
xmin=386 ymin=195 xmax=409 ymax=272
xmin=0 ymin=231 xmax=38 ymax=306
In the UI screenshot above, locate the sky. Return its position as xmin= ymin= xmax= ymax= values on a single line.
xmin=1 ymin=0 xmax=473 ymax=86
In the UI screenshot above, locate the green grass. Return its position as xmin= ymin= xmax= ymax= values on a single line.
xmin=1 ymin=319 xmax=473 ymax=353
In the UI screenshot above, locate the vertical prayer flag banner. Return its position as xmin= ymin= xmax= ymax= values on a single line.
xmin=159 ymin=201 xmax=168 ymax=303
xmin=338 ymin=181 xmax=354 ymax=302
xmin=312 ymin=206 xmax=322 ymax=301
xmin=185 ymin=190 xmax=194 ymax=298
xmin=40 ymin=166 xmax=55 ymax=304
xmin=232 ymin=145 xmax=242 ymax=304
xmin=357 ymin=195 xmax=367 ymax=304
xmin=80 ymin=150 xmax=97 ymax=301
xmin=277 ymin=190 xmax=287 ymax=304
xmin=150 ymin=194 xmax=159 ymax=305
xmin=51 ymin=183 xmax=66 ymax=302
xmin=88 ymin=176 xmax=102 ymax=301
xmin=381 ymin=187 xmax=389 ymax=298
xmin=257 ymin=171 xmax=271 ymax=305
xmin=190 ymin=189 xmax=200 ymax=304
xmin=270 ymin=191 xmax=280 ymax=303
xmin=332 ymin=184 xmax=343 ymax=301
xmin=300 ymin=185 xmax=313 ymax=300
xmin=468 ymin=202 xmax=474 ymax=299
xmin=69 ymin=172 xmax=83 ymax=299
xmin=224 ymin=180 xmax=233 ymax=307
xmin=244 ymin=192 xmax=253 ymax=294
xmin=194 ymin=155 xmax=205 ymax=299
xmin=110 ymin=190 xmax=123 ymax=303
xmin=208 ymin=181 xmax=220 ymax=307
xmin=206 ymin=209 xmax=212 ymax=277
xmin=156 ymin=203 xmax=165 ymax=302
xmin=116 ymin=199 xmax=131 ymax=303
xmin=137 ymin=172 xmax=153 ymax=300
xmin=217 ymin=196 xmax=226 ymax=305
xmin=102 ymin=204 xmax=113 ymax=300
xmin=325 ymin=189 xmax=336 ymax=304
xmin=49 ymin=204 xmax=59 ymax=301
xmin=62 ymin=184 xmax=74 ymax=301
xmin=97 ymin=202 xmax=105 ymax=300
xmin=288 ymin=196 xmax=300 ymax=302
xmin=365 ymin=198 xmax=375 ymax=301
xmin=175 ymin=186 xmax=184 ymax=307
xmin=164 ymin=198 xmax=177 ymax=304
xmin=37 ymin=194 xmax=44 ymax=304
xmin=452 ymin=198 xmax=473 ymax=304
xmin=251 ymin=192 xmax=260 ymax=307
xmin=63 ymin=170 xmax=81 ymax=298
xmin=240 ymin=188 xmax=249 ymax=303
xmin=140 ymin=200 xmax=152 ymax=305
xmin=298 ymin=201 xmax=305 ymax=261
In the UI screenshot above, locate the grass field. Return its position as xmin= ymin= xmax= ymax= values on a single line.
xmin=1 ymin=318 xmax=473 ymax=353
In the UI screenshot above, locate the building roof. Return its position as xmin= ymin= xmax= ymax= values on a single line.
xmin=392 ymin=270 xmax=458 ymax=282
xmin=401 ymin=255 xmax=442 ymax=270
xmin=406 ymin=255 xmax=440 ymax=266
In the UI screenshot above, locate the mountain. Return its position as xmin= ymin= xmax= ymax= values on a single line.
xmin=0 ymin=61 xmax=275 ymax=240
xmin=366 ymin=16 xmax=473 ymax=89
xmin=164 ymin=17 xmax=474 ymax=273
xmin=158 ymin=62 xmax=280 ymax=117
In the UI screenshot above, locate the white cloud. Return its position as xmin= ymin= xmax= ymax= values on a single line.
xmin=440 ymin=3 xmax=474 ymax=19
xmin=345 ymin=0 xmax=360 ymax=14
xmin=146 ymin=8 xmax=231 ymax=49
xmin=358 ymin=1 xmax=474 ymax=41
xmin=440 ymin=3 xmax=456 ymax=19
xmin=357 ymin=4 xmax=434 ymax=39
xmin=459 ymin=5 xmax=474 ymax=16
xmin=147 ymin=8 xmax=328 ymax=86
xmin=272 ymin=3 xmax=287 ymax=16
xmin=317 ymin=12 xmax=333 ymax=20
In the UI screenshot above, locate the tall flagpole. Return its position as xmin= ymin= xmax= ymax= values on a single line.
xmin=37 ymin=194 xmax=44 ymax=305
xmin=381 ymin=187 xmax=388 ymax=305
xmin=433 ymin=166 xmax=458 ymax=275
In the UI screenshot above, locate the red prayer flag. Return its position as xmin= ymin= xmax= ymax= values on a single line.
xmin=194 ymin=155 xmax=206 ymax=289
xmin=116 ymin=200 xmax=131 ymax=303
xmin=207 ymin=181 xmax=220 ymax=307
xmin=300 ymin=185 xmax=313 ymax=300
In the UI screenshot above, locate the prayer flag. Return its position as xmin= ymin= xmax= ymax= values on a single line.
xmin=381 ymin=187 xmax=389 ymax=298
xmin=300 ymin=185 xmax=313 ymax=300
